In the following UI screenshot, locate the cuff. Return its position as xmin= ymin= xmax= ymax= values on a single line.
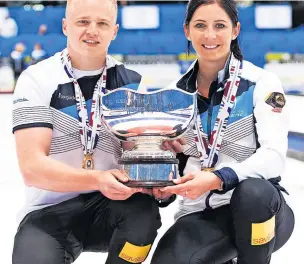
xmin=213 ymin=167 xmax=239 ymax=194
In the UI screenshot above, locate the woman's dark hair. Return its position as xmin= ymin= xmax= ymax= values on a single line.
xmin=185 ymin=0 xmax=243 ymax=61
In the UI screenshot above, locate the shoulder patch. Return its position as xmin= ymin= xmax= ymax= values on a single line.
xmin=265 ymin=92 xmax=285 ymax=112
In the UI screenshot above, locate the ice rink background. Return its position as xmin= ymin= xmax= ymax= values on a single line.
xmin=0 ymin=93 xmax=303 ymax=264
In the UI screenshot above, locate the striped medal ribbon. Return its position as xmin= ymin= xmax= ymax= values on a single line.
xmin=60 ymin=49 xmax=107 ymax=170
xmin=193 ymin=54 xmax=243 ymax=171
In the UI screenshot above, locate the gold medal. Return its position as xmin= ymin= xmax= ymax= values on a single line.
xmin=82 ymin=154 xmax=94 ymax=170
xmin=202 ymin=167 xmax=215 ymax=172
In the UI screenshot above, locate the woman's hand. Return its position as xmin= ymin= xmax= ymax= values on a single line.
xmin=160 ymin=171 xmax=223 ymax=200
xmin=152 ymin=170 xmax=175 ymax=200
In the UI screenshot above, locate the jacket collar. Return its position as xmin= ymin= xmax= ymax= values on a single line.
xmin=176 ymin=53 xmax=231 ymax=93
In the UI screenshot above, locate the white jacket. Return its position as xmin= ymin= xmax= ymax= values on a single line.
xmin=168 ymin=58 xmax=289 ymax=220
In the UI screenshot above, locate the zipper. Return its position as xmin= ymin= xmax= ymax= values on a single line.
xmin=205 ymin=84 xmax=219 ymax=208
xmin=207 ymin=90 xmax=216 ymax=140
xmin=205 ymin=92 xmax=215 ymax=208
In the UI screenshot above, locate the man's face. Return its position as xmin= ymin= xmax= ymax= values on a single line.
xmin=62 ymin=0 xmax=119 ymax=59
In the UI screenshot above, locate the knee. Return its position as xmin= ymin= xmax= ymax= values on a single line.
xmin=152 ymin=235 xmax=235 ymax=264
xmin=13 ymin=226 xmax=68 ymax=264
xmin=151 ymin=227 xmax=189 ymax=264
xmin=231 ymin=178 xmax=281 ymax=214
xmin=125 ymin=193 xmax=160 ymax=219
xmin=152 ymin=220 xmax=236 ymax=264
xmin=190 ymin=238 xmax=236 ymax=264
xmin=122 ymin=193 xmax=161 ymax=233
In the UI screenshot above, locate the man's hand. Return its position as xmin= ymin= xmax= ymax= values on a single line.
xmin=161 ymin=138 xmax=187 ymax=153
xmin=93 ymin=169 xmax=143 ymax=200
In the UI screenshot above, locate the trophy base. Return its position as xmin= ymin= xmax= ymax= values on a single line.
xmin=119 ymin=158 xmax=179 ymax=188
xmin=125 ymin=180 xmax=176 ymax=188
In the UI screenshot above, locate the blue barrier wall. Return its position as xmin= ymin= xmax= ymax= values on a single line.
xmin=1 ymin=4 xmax=303 ymax=67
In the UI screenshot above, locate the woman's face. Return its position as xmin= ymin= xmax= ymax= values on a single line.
xmin=185 ymin=3 xmax=240 ymax=63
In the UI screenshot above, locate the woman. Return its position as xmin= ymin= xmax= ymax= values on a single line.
xmin=151 ymin=1 xmax=295 ymax=264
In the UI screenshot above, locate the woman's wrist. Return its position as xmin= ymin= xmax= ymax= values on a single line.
xmin=210 ymin=173 xmax=224 ymax=191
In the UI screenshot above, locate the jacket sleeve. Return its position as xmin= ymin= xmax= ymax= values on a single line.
xmin=213 ymin=71 xmax=289 ymax=193
xmin=12 ymin=70 xmax=53 ymax=134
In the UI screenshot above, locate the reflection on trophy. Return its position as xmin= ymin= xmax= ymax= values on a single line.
xmin=101 ymin=88 xmax=196 ymax=187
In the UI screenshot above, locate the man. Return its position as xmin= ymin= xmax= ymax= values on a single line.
xmin=12 ymin=0 xmax=174 ymax=263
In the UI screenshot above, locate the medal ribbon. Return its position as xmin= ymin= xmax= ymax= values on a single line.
xmin=193 ymin=54 xmax=243 ymax=169
xmin=60 ymin=49 xmax=107 ymax=168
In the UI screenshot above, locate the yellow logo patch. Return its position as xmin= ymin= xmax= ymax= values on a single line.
xmin=119 ymin=241 xmax=152 ymax=263
xmin=251 ymin=215 xmax=275 ymax=246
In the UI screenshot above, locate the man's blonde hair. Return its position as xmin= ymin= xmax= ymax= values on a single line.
xmin=65 ymin=0 xmax=118 ymax=18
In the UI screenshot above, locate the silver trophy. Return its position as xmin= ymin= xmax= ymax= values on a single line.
xmin=101 ymin=88 xmax=196 ymax=187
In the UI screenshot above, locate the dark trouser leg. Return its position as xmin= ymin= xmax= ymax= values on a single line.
xmin=13 ymin=192 xmax=161 ymax=264
xmin=230 ymin=178 xmax=295 ymax=264
xmin=151 ymin=206 xmax=237 ymax=264
xmin=12 ymin=195 xmax=85 ymax=264
xmin=12 ymin=222 xmax=80 ymax=264
xmin=83 ymin=193 xmax=162 ymax=264
xmin=151 ymin=179 xmax=294 ymax=264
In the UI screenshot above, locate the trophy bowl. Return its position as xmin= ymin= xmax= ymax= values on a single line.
xmin=101 ymin=88 xmax=196 ymax=187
